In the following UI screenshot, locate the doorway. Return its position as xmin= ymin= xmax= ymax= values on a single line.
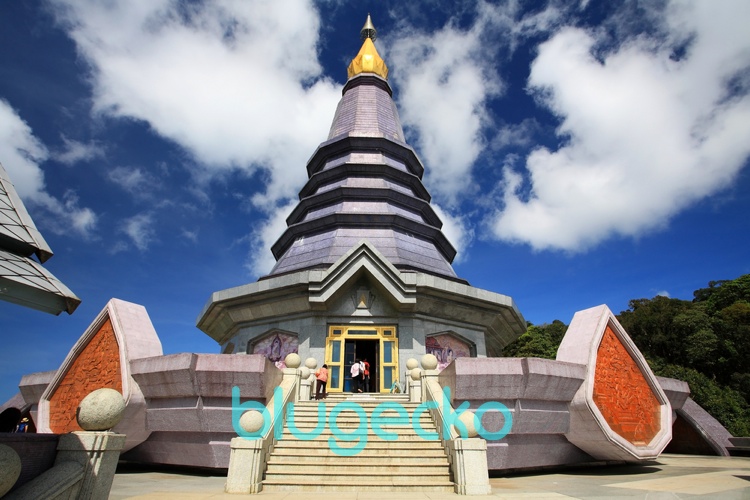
xmin=324 ymin=325 xmax=398 ymax=393
xmin=343 ymin=339 xmax=378 ymax=393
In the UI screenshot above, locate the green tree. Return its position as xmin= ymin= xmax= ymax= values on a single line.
xmin=506 ymin=274 xmax=750 ymax=436
xmin=503 ymin=320 xmax=567 ymax=359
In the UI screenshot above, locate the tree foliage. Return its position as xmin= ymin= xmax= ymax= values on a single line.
xmin=504 ymin=274 xmax=750 ymax=436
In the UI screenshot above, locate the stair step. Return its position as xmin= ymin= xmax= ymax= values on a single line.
xmin=263 ymin=479 xmax=454 ymax=493
xmin=285 ymin=421 xmax=434 ymax=429
xmin=278 ymin=432 xmax=439 ymax=442
xmin=268 ymin=455 xmax=448 ymax=464
xmin=274 ymin=442 xmax=443 ymax=452
xmin=291 ymin=405 xmax=430 ymax=413
xmin=273 ymin=440 xmax=445 ymax=456
xmin=261 ymin=392 xmax=453 ymax=492
xmin=293 ymin=404 xmax=422 ymax=411
xmin=264 ymin=471 xmax=451 ymax=482
xmin=287 ymin=413 xmax=432 ymax=427
xmin=266 ymin=462 xmax=449 ymax=473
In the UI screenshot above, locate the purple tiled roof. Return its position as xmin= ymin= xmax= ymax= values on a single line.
xmin=266 ymin=73 xmax=460 ymax=281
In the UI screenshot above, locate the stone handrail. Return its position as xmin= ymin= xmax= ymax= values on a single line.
xmin=422 ymin=373 xmax=460 ymax=447
xmin=246 ymin=368 xmax=298 ymax=463
xmin=226 ymin=356 xmax=301 ymax=494
xmin=418 ymin=355 xmax=491 ymax=495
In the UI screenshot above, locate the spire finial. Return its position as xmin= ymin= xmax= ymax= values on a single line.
xmin=348 ymin=14 xmax=388 ymax=80
xmin=360 ymin=13 xmax=377 ymax=41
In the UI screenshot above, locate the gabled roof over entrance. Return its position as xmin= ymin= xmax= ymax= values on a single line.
xmin=198 ymin=240 xmax=525 ymax=350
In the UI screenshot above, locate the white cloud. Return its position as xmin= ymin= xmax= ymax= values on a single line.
xmin=492 ymin=1 xmax=750 ymax=251
xmin=108 ymin=166 xmax=155 ymax=197
xmin=181 ymin=228 xmax=199 ymax=243
xmin=121 ymin=213 xmax=155 ymax=251
xmin=0 ymin=99 xmax=48 ymax=199
xmin=54 ymin=136 xmax=105 ymax=165
xmin=49 ymin=0 xmax=341 ymax=209
xmin=432 ymin=203 xmax=473 ymax=263
xmin=246 ymin=199 xmax=297 ymax=277
xmin=491 ymin=118 xmax=541 ymax=151
xmin=384 ymin=2 xmax=561 ymax=206
xmin=0 ymin=99 xmax=97 ymax=238
xmin=388 ymin=15 xmax=501 ymax=207
xmin=47 ymin=0 xmax=348 ymax=268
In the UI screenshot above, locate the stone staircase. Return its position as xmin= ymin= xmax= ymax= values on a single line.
xmin=262 ymin=393 xmax=454 ymax=492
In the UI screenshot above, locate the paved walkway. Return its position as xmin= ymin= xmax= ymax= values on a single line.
xmin=109 ymin=454 xmax=750 ymax=499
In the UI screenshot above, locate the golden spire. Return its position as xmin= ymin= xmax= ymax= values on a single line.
xmin=347 ymin=15 xmax=388 ymax=80
xmin=360 ymin=13 xmax=377 ymax=41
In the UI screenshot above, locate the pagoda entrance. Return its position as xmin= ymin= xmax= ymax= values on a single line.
xmin=324 ymin=325 xmax=398 ymax=393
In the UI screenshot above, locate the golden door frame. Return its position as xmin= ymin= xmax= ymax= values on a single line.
xmin=324 ymin=325 xmax=398 ymax=393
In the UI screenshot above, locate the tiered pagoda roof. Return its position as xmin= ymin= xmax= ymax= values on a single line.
xmin=267 ymin=16 xmax=460 ymax=281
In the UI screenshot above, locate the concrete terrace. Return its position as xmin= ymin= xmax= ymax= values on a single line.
xmin=109 ymin=454 xmax=750 ymax=499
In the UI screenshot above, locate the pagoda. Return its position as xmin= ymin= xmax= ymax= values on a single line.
xmin=197 ymin=15 xmax=526 ymax=393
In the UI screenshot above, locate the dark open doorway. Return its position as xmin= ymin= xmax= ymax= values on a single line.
xmin=343 ymin=339 xmax=379 ymax=392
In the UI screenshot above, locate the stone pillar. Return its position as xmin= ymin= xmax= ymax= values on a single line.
xmin=226 ymin=437 xmax=265 ymax=494
xmin=305 ymin=357 xmax=318 ymax=401
xmin=226 ymin=408 xmax=268 ymax=494
xmin=409 ymin=367 xmax=422 ymax=403
xmin=54 ymin=431 xmax=127 ymax=500
xmin=448 ymin=438 xmax=491 ymax=495
xmin=405 ymin=358 xmax=419 ymax=399
xmin=284 ymin=353 xmax=302 ymax=403
xmin=420 ymin=354 xmax=439 ymax=402
xmin=299 ymin=367 xmax=312 ymax=402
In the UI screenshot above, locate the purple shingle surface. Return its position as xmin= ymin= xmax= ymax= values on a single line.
xmin=267 ymin=73 xmax=459 ymax=281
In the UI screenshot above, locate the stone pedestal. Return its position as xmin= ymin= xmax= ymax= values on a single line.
xmin=449 ymin=438 xmax=491 ymax=495
xmin=409 ymin=380 xmax=421 ymax=403
xmin=225 ymin=438 xmax=265 ymax=494
xmin=55 ymin=431 xmax=126 ymax=500
xmin=300 ymin=378 xmax=311 ymax=401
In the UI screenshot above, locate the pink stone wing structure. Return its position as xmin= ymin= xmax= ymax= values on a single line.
xmin=37 ymin=298 xmax=163 ymax=451
xmin=556 ymin=304 xmax=672 ymax=461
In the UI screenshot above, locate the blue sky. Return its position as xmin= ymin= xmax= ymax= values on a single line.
xmin=1 ymin=0 xmax=749 ymax=404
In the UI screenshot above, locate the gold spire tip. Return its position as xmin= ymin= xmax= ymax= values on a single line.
xmin=360 ymin=14 xmax=377 ymax=41
xmin=348 ymin=15 xmax=388 ymax=80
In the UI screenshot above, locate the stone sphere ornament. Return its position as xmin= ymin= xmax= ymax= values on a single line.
xmin=239 ymin=410 xmax=265 ymax=434
xmin=421 ymin=353 xmax=438 ymax=370
xmin=410 ymin=367 xmax=422 ymax=381
xmin=457 ymin=410 xmax=479 ymax=438
xmin=284 ymin=353 xmax=301 ymax=369
xmin=406 ymin=358 xmax=419 ymax=370
xmin=300 ymin=367 xmax=311 ymax=380
xmin=77 ymin=387 xmax=126 ymax=431
xmin=305 ymin=357 xmax=318 ymax=369
xmin=0 ymin=444 xmax=22 ymax=497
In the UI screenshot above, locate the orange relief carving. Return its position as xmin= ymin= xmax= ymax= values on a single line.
xmin=48 ymin=318 xmax=123 ymax=433
xmin=592 ymin=325 xmax=661 ymax=446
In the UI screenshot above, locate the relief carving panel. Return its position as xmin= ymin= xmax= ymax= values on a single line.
xmin=593 ymin=324 xmax=661 ymax=445
xmin=48 ymin=318 xmax=122 ymax=433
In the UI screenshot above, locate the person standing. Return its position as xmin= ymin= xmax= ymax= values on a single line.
xmin=350 ymin=359 xmax=362 ymax=393
xmin=363 ymin=358 xmax=371 ymax=392
xmin=315 ymin=364 xmax=328 ymax=400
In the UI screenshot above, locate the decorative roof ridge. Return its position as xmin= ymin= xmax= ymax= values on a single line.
xmin=0 ymin=161 xmax=54 ymax=263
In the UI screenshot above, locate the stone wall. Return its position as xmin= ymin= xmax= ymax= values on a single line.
xmin=440 ymin=357 xmax=593 ymax=471
xmin=123 ymin=353 xmax=282 ymax=468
